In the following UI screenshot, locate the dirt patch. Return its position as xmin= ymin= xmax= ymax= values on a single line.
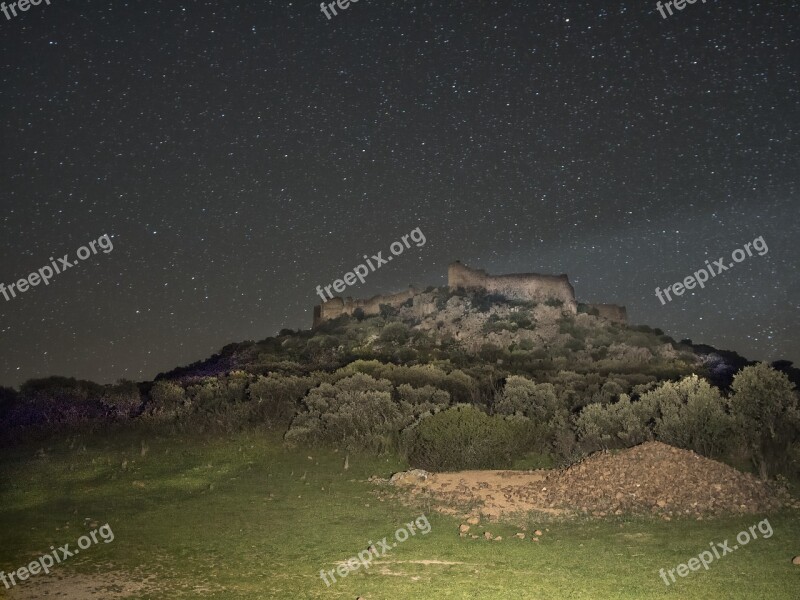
xmin=388 ymin=469 xmax=557 ymax=520
xmin=387 ymin=442 xmax=795 ymax=521
xmin=5 ymin=571 xmax=157 ymax=599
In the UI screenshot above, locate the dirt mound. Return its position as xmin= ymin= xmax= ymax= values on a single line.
xmin=538 ymin=442 xmax=789 ymax=518
xmin=383 ymin=442 xmax=795 ymax=520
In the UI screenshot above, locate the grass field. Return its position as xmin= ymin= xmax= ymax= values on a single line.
xmin=0 ymin=428 xmax=797 ymax=599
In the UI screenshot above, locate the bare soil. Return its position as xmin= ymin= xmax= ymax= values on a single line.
xmin=387 ymin=442 xmax=796 ymax=521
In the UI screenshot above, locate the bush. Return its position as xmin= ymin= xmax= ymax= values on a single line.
xmin=495 ymin=376 xmax=559 ymax=423
xmin=469 ymin=289 xmax=507 ymax=312
xmin=285 ymin=374 xmax=408 ymax=452
xmin=100 ymin=380 xmax=142 ymax=418
xmin=729 ymin=363 xmax=799 ymax=478
xmin=146 ymin=381 xmax=189 ymax=420
xmin=483 ymin=320 xmax=516 ymax=333
xmin=379 ymin=304 xmax=398 ymax=319
xmin=402 ymin=405 xmax=531 ymax=471
xmin=645 ymin=375 xmax=732 ymax=457
xmin=248 ymin=374 xmax=313 ymax=425
xmin=558 ymin=317 xmax=585 ymax=340
xmin=508 ymin=312 xmax=534 ymax=329
xmin=576 ymin=394 xmax=655 ymax=451
xmin=11 ymin=377 xmax=108 ymax=429
xmin=397 ymin=384 xmax=450 ymax=420
xmin=380 ymin=322 xmax=410 ymax=344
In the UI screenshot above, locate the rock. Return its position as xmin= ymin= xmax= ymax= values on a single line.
xmin=390 ymin=469 xmax=429 ymax=484
xmin=483 ymin=531 xmax=493 ymax=540
xmin=459 ymin=524 xmax=470 ymax=534
xmin=792 ymin=556 xmax=800 ymax=565
xmin=534 ymin=530 xmax=543 ymax=536
xmin=466 ymin=516 xmax=480 ymax=525
xmin=494 ymin=536 xmax=502 ymax=541
xmin=515 ymin=532 xmax=525 ymax=539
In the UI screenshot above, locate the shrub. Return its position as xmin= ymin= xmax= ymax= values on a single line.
xmin=545 ymin=298 xmax=564 ymax=308
xmin=508 ymin=312 xmax=534 ymax=329
xmin=402 ymin=405 xmax=531 ymax=471
xmin=469 ymin=289 xmax=507 ymax=312
xmin=495 ymin=376 xmax=559 ymax=423
xmin=248 ymin=374 xmax=313 ymax=425
xmin=100 ymin=380 xmax=142 ymax=419
xmin=645 ymin=375 xmax=732 ymax=457
xmin=301 ymin=335 xmax=341 ymax=364
xmin=397 ymin=384 xmax=450 ymax=420
xmin=590 ymin=379 xmax=625 ymax=404
xmin=518 ymin=339 xmax=536 ymax=351
xmin=478 ymin=343 xmax=504 ymax=362
xmin=379 ymin=304 xmax=398 ymax=319
xmin=483 ymin=320 xmax=516 ymax=333
xmin=379 ymin=322 xmax=410 ymax=344
xmin=146 ymin=381 xmax=189 ymax=420
xmin=558 ymin=317 xmax=585 ymax=340
xmin=180 ymin=380 xmax=213 ymax=414
xmin=729 ymin=363 xmax=799 ymax=478
xmin=285 ymin=374 xmax=407 ymax=452
xmin=13 ymin=377 xmax=107 ymax=429
xmin=627 ymin=332 xmax=654 ymax=349
xmin=576 ymin=394 xmax=655 ymax=451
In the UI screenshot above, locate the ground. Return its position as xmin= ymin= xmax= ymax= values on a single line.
xmin=386 ymin=442 xmax=794 ymax=521
xmin=0 ymin=429 xmax=797 ymax=599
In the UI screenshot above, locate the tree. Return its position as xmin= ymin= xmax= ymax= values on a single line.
xmin=495 ymin=376 xmax=559 ymax=423
xmin=101 ymin=380 xmax=142 ymax=419
xmin=730 ymin=363 xmax=799 ymax=479
xmin=379 ymin=322 xmax=409 ymax=345
xmin=644 ymin=375 xmax=732 ymax=457
xmin=147 ymin=381 xmax=188 ymax=419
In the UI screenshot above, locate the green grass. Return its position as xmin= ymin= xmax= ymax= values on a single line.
xmin=0 ymin=428 xmax=797 ymax=598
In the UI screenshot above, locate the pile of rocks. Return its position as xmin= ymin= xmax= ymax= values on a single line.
xmin=537 ymin=442 xmax=791 ymax=518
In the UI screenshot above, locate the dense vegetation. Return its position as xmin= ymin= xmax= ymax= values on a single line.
xmin=1 ymin=288 xmax=798 ymax=481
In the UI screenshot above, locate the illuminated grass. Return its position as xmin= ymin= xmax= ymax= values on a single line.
xmin=0 ymin=430 xmax=797 ymax=599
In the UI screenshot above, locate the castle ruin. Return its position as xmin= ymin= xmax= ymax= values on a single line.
xmin=312 ymin=261 xmax=627 ymax=327
xmin=447 ymin=261 xmax=578 ymax=312
xmin=313 ymin=287 xmax=417 ymax=328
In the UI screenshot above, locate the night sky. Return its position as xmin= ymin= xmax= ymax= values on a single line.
xmin=0 ymin=0 xmax=797 ymax=387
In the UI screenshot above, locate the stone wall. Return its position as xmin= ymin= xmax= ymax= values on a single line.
xmin=312 ymin=287 xmax=417 ymax=328
xmin=312 ymin=262 xmax=628 ymax=327
xmin=448 ymin=261 xmax=578 ymax=313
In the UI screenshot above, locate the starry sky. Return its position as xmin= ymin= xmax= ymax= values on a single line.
xmin=0 ymin=0 xmax=797 ymax=387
